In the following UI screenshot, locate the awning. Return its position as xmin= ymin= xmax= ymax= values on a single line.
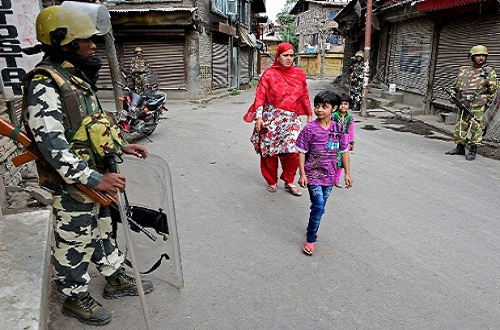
xmin=238 ymin=30 xmax=257 ymax=47
xmin=108 ymin=7 xmax=197 ymax=13
xmin=109 ymin=7 xmax=197 ymax=26
xmin=417 ymin=0 xmax=484 ymax=11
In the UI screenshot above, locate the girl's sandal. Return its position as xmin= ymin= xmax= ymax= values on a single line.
xmin=267 ymin=184 xmax=278 ymax=193
xmin=285 ymin=184 xmax=302 ymax=196
xmin=303 ymin=242 xmax=315 ymax=255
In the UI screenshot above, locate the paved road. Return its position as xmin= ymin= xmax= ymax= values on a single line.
xmin=47 ymin=80 xmax=500 ymax=330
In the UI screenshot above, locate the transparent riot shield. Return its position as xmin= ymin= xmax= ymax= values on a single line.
xmin=115 ymin=153 xmax=183 ymax=289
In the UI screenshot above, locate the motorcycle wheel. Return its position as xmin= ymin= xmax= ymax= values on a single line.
xmin=143 ymin=123 xmax=158 ymax=136
xmin=143 ymin=111 xmax=161 ymax=136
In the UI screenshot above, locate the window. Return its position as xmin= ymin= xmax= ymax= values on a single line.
xmin=326 ymin=33 xmax=343 ymax=45
xmin=298 ymin=13 xmax=306 ymax=26
xmin=312 ymin=33 xmax=319 ymax=45
xmin=211 ymin=0 xmax=237 ymax=16
xmin=211 ymin=0 xmax=227 ymax=15
xmin=227 ymin=0 xmax=237 ymax=16
xmin=313 ymin=10 xmax=319 ymax=23
xmin=240 ymin=1 xmax=248 ymax=25
xmin=329 ymin=11 xmax=339 ymax=20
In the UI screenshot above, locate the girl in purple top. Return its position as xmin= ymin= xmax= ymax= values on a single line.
xmin=296 ymin=90 xmax=353 ymax=256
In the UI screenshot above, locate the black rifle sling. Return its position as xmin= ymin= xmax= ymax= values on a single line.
xmin=124 ymin=253 xmax=170 ymax=275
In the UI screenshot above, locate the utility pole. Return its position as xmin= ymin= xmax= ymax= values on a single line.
xmin=360 ymin=0 xmax=373 ymax=117
xmin=320 ymin=28 xmax=325 ymax=79
xmin=318 ymin=17 xmax=326 ymax=80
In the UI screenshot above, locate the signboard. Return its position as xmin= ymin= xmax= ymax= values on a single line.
xmin=0 ymin=0 xmax=42 ymax=99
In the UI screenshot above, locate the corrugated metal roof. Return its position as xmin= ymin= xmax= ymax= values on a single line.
xmin=417 ymin=0 xmax=484 ymax=11
xmin=108 ymin=7 xmax=197 ymax=13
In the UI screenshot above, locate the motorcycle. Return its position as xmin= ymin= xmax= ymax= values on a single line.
xmin=114 ymin=70 xmax=167 ymax=141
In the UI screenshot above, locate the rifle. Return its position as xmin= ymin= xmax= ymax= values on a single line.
xmin=441 ymin=87 xmax=481 ymax=124
xmin=0 ymin=118 xmax=116 ymax=206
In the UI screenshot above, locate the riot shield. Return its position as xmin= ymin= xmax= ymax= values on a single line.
xmin=114 ymin=153 xmax=183 ymax=289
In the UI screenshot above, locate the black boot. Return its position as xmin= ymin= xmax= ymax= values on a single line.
xmin=103 ymin=271 xmax=154 ymax=299
xmin=62 ymin=293 xmax=112 ymax=326
xmin=466 ymin=144 xmax=477 ymax=161
xmin=445 ymin=144 xmax=465 ymax=155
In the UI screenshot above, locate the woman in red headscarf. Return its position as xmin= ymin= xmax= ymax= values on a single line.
xmin=244 ymin=43 xmax=313 ymax=196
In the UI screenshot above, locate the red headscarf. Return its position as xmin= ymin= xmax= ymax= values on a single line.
xmin=244 ymin=43 xmax=312 ymax=122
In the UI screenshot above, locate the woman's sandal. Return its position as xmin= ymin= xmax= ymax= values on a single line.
xmin=303 ymin=242 xmax=315 ymax=255
xmin=285 ymin=184 xmax=302 ymax=197
xmin=267 ymin=184 xmax=278 ymax=193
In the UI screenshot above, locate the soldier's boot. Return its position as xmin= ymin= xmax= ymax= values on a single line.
xmin=466 ymin=144 xmax=477 ymax=161
xmin=103 ymin=271 xmax=154 ymax=299
xmin=445 ymin=143 xmax=465 ymax=155
xmin=62 ymin=293 xmax=112 ymax=326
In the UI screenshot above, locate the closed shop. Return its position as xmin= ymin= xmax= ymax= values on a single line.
xmin=239 ymin=47 xmax=251 ymax=85
xmin=324 ymin=54 xmax=344 ymax=77
xmin=432 ymin=14 xmax=500 ymax=108
xmin=299 ymin=55 xmax=319 ymax=76
xmin=95 ymin=36 xmax=186 ymax=91
xmin=212 ymin=36 xmax=229 ymax=89
xmin=387 ymin=19 xmax=434 ymax=95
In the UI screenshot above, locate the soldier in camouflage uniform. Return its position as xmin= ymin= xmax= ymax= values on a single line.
xmin=349 ymin=51 xmax=364 ymax=112
xmin=21 ymin=3 xmax=153 ymax=326
xmin=445 ymin=45 xmax=497 ymax=161
xmin=129 ymin=47 xmax=151 ymax=94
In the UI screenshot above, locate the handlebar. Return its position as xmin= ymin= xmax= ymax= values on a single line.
xmin=115 ymin=81 xmax=130 ymax=92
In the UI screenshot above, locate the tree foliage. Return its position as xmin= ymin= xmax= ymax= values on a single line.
xmin=276 ymin=0 xmax=299 ymax=51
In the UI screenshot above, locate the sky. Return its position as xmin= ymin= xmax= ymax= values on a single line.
xmin=266 ymin=0 xmax=288 ymax=22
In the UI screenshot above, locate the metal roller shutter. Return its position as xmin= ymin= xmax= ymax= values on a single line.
xmin=239 ymin=47 xmax=251 ymax=85
xmin=94 ymin=39 xmax=186 ymax=91
xmin=94 ymin=45 xmax=114 ymax=90
xmin=212 ymin=41 xmax=229 ymax=89
xmin=432 ymin=15 xmax=500 ymax=107
xmin=387 ymin=19 xmax=434 ymax=95
xmin=123 ymin=41 xmax=186 ymax=90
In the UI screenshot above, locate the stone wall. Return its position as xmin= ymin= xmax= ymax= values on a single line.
xmin=0 ymin=92 xmax=48 ymax=215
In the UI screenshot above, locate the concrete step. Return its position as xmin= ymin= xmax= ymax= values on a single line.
xmin=380 ymin=90 xmax=405 ymax=103
xmin=368 ymin=95 xmax=395 ymax=109
xmin=0 ymin=210 xmax=51 ymax=330
xmin=438 ymin=111 xmax=457 ymax=125
xmin=369 ymin=87 xmax=384 ymax=98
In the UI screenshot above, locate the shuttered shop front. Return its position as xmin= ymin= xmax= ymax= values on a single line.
xmin=95 ymin=38 xmax=186 ymax=91
xmin=212 ymin=38 xmax=229 ymax=89
xmin=376 ymin=24 xmax=390 ymax=84
xmin=123 ymin=40 xmax=185 ymax=90
xmin=432 ymin=15 xmax=500 ymax=107
xmin=387 ymin=19 xmax=434 ymax=95
xmin=239 ymin=47 xmax=251 ymax=85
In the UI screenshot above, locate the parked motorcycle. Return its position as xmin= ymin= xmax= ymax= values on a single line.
xmin=114 ymin=70 xmax=167 ymax=141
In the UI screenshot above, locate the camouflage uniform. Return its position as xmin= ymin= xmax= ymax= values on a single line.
xmin=23 ymin=60 xmax=126 ymax=299
xmin=451 ymin=65 xmax=497 ymax=145
xmin=349 ymin=60 xmax=364 ymax=111
xmin=130 ymin=55 xmax=151 ymax=94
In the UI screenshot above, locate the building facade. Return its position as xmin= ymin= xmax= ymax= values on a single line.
xmin=290 ymin=0 xmax=349 ymax=78
xmin=95 ymin=0 xmax=265 ymax=100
